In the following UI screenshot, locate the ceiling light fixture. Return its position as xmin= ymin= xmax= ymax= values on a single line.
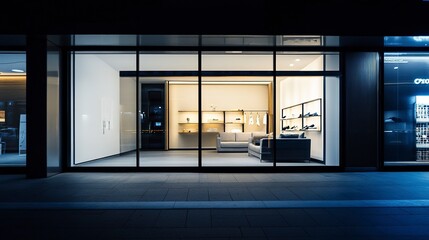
xmin=11 ymin=69 xmax=24 ymax=73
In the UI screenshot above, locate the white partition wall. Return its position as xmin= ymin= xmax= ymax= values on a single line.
xmin=74 ymin=53 xmax=136 ymax=165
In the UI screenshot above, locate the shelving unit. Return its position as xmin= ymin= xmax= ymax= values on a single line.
xmin=415 ymin=101 xmax=429 ymax=161
xmin=280 ymin=98 xmax=322 ymax=132
xmin=224 ymin=110 xmax=245 ymax=133
xmin=178 ymin=111 xmax=224 ymax=133
xmin=178 ymin=110 xmax=246 ymax=134
xmin=178 ymin=110 xmax=267 ymax=134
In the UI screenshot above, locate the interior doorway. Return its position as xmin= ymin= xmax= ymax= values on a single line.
xmin=140 ymin=84 xmax=165 ymax=150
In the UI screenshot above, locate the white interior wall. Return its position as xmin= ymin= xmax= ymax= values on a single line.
xmin=75 ymin=55 xmax=120 ymax=164
xmin=279 ymin=76 xmax=324 ymax=160
xmin=169 ymin=84 xmax=199 ymax=148
xmin=169 ymin=84 xmax=268 ymax=149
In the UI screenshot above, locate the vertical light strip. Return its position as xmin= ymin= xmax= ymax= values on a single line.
xmin=136 ymin=36 xmax=140 ymax=168
xmin=198 ymin=36 xmax=202 ymax=168
xmin=72 ymin=45 xmax=76 ymax=166
xmin=273 ymin=36 xmax=277 ymax=167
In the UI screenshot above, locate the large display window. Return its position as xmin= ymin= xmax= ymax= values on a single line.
xmin=0 ymin=52 xmax=26 ymax=166
xmin=70 ymin=35 xmax=341 ymax=168
xmin=384 ymin=52 xmax=429 ymax=166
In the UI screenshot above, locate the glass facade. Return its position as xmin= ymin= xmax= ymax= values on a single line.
xmin=0 ymin=52 xmax=26 ymax=166
xmin=68 ymin=35 xmax=341 ymax=168
xmin=384 ymin=52 xmax=429 ymax=166
xmin=3 ymin=36 xmax=429 ymax=173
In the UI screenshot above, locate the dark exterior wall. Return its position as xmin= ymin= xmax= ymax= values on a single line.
xmin=343 ymin=52 xmax=379 ymax=169
xmin=26 ymin=35 xmax=48 ymax=178
xmin=1 ymin=1 xmax=429 ymax=35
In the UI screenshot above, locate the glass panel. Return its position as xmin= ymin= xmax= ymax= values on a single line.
xmin=139 ymin=35 xmax=198 ymax=46
xmin=202 ymin=35 xmax=274 ymax=46
xmin=275 ymin=52 xmax=340 ymax=167
xmin=276 ymin=76 xmax=325 ymax=166
xmin=325 ymin=53 xmax=340 ymax=71
xmin=140 ymin=51 xmax=198 ymax=167
xmin=384 ymin=52 xmax=429 ymax=166
xmin=74 ymin=35 xmax=137 ymax=46
xmin=384 ymin=36 xmax=429 ymax=47
xmin=324 ymin=36 xmax=340 ymax=47
xmin=202 ymin=51 xmax=273 ymax=167
xmin=0 ymin=52 xmax=26 ymax=166
xmin=47 ymin=43 xmax=61 ymax=174
xmin=139 ymin=52 xmax=198 ymax=71
xmin=277 ymin=52 xmax=324 ymax=71
xmin=203 ymin=51 xmax=273 ymax=71
xmin=73 ymin=51 xmax=137 ymax=167
xmin=277 ymin=35 xmax=323 ymax=46
xmin=325 ymin=76 xmax=340 ymax=166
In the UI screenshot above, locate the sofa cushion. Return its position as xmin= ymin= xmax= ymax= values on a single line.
xmin=219 ymin=132 xmax=235 ymax=142
xmin=252 ymin=133 xmax=269 ymax=145
xmin=220 ymin=142 xmax=248 ymax=148
xmin=235 ymin=132 xmax=252 ymax=142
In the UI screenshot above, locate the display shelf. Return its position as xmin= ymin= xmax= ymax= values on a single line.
xmin=179 ymin=110 xmax=244 ymax=133
xmin=281 ymin=98 xmax=322 ymax=132
xmin=415 ymin=99 xmax=429 ymax=161
xmin=178 ymin=110 xmax=267 ymax=133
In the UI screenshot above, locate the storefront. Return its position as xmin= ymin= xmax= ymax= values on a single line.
xmin=69 ymin=35 xmax=340 ymax=169
xmin=10 ymin=34 xmax=429 ymax=176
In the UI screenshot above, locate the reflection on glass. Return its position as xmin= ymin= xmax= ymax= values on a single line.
xmin=384 ymin=52 xmax=429 ymax=166
xmin=202 ymin=35 xmax=274 ymax=46
xmin=47 ymin=45 xmax=61 ymax=174
xmin=140 ymin=35 xmax=198 ymax=46
xmin=74 ymin=35 xmax=137 ymax=46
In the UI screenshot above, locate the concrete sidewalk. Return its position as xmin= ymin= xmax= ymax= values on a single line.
xmin=1 ymin=171 xmax=429 ymax=239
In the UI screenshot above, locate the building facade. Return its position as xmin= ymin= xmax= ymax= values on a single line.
xmin=1 ymin=1 xmax=428 ymax=177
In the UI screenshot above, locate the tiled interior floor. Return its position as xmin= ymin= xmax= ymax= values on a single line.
xmin=2 ymin=172 xmax=429 ymax=239
xmin=74 ymin=150 xmax=325 ymax=167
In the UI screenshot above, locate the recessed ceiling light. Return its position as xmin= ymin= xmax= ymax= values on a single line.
xmin=289 ymin=63 xmax=294 ymax=67
xmin=11 ymin=69 xmax=24 ymax=73
xmin=295 ymin=58 xmax=301 ymax=61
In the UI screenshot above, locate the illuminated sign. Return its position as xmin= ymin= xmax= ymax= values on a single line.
xmin=414 ymin=78 xmax=429 ymax=84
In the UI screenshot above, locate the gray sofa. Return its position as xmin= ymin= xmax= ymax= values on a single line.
xmin=248 ymin=133 xmax=311 ymax=162
xmin=216 ymin=132 xmax=253 ymax=152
